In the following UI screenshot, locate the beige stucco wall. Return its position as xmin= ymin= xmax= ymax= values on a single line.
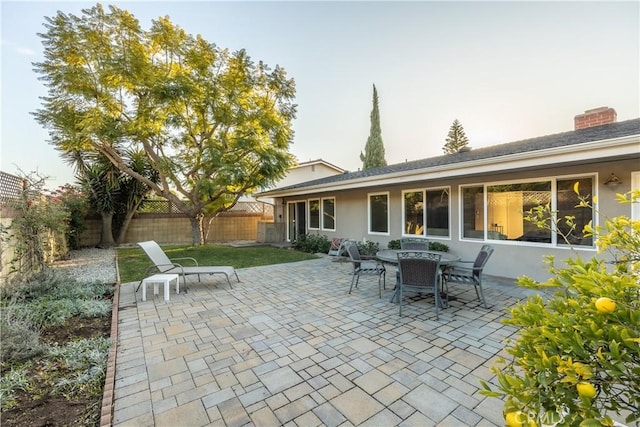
xmin=280 ymin=159 xmax=638 ymax=282
xmin=79 ymin=213 xmax=268 ymax=247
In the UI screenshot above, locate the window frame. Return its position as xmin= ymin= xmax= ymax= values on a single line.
xmin=368 ymin=191 xmax=390 ymax=235
xmin=321 ymin=197 xmax=336 ymax=231
xmin=459 ymin=174 xmax=596 ymax=248
xmin=308 ymin=198 xmax=320 ymax=230
xmin=401 ymin=187 xmax=451 ymax=239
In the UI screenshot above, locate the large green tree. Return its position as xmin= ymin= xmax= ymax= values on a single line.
xmin=360 ymin=84 xmax=387 ymax=170
xmin=442 ymin=119 xmax=470 ymax=154
xmin=32 ymin=4 xmax=297 ymax=245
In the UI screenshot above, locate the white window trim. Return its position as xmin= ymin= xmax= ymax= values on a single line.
xmin=308 ymin=198 xmax=320 ymax=230
xmin=368 ymin=191 xmax=390 ymax=236
xmin=459 ymin=174 xmax=597 ymax=248
xmin=321 ymin=197 xmax=336 ymax=231
xmin=632 ymin=172 xmax=640 ymax=222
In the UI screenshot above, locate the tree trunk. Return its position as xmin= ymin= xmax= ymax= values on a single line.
xmin=97 ymin=211 xmax=116 ymax=248
xmin=115 ymin=210 xmax=135 ymax=245
xmin=189 ymin=214 xmax=206 ymax=245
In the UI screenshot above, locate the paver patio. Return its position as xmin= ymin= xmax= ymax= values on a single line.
xmin=112 ymin=255 xmax=534 ymax=426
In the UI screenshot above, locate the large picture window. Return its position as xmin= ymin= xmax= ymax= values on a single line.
xmin=369 ymin=193 xmax=389 ymax=234
xmin=487 ymin=181 xmax=551 ymax=243
xmin=461 ymin=176 xmax=595 ymax=246
xmin=322 ymin=197 xmax=335 ymax=231
xmin=309 ymin=199 xmax=320 ymax=229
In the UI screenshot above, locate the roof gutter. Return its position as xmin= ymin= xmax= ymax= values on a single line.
xmin=261 ymin=134 xmax=640 ymax=197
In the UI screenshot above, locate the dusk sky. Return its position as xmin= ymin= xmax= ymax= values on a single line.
xmin=2 ymin=1 xmax=639 ymax=189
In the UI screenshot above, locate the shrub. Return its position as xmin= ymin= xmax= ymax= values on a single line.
xmin=356 ymin=240 xmax=380 ymax=256
xmin=388 ymin=239 xmax=400 ymax=249
xmin=428 ymin=241 xmax=449 ymax=252
xmin=480 ymin=190 xmax=640 ymax=426
xmin=292 ymin=233 xmax=331 ymax=254
xmin=0 ymin=307 xmax=44 ymax=363
xmin=386 ymin=239 xmax=448 ymax=252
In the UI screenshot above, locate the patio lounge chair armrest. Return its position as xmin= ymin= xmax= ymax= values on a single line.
xmin=143 ymin=262 xmax=185 ymax=276
xmin=170 ymin=257 xmax=199 ymax=266
xmin=448 ymin=264 xmax=474 ymax=272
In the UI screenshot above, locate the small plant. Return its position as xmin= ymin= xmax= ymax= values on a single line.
xmin=49 ymin=337 xmax=111 ymax=397
xmin=0 ymin=368 xmax=30 ymax=410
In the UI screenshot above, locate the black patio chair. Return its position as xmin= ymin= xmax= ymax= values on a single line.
xmin=396 ymin=250 xmax=442 ymax=319
xmin=347 ymin=243 xmax=386 ymax=298
xmin=445 ymin=245 xmax=494 ymax=308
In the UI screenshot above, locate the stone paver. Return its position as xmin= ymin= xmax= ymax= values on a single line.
xmin=112 ymin=256 xmax=536 ymax=426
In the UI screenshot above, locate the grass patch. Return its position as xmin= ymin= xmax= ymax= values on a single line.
xmin=117 ymin=244 xmax=319 ymax=283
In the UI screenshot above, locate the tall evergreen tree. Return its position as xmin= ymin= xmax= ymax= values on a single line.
xmin=443 ymin=119 xmax=470 ymax=154
xmin=360 ymin=84 xmax=387 ymax=169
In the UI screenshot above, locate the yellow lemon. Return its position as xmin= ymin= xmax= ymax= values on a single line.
xmin=577 ymin=382 xmax=597 ymax=398
xmin=505 ymin=411 xmax=524 ymax=427
xmin=595 ymin=297 xmax=616 ymax=314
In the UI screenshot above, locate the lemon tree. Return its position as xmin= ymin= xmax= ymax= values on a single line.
xmin=481 ymin=190 xmax=640 ymax=426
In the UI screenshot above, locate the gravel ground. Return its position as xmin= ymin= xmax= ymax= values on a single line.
xmin=51 ymin=247 xmax=118 ymax=284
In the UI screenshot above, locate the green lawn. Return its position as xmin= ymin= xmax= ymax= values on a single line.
xmin=116 ymin=244 xmax=319 ymax=283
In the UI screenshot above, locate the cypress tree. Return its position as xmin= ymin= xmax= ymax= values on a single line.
xmin=443 ymin=119 xmax=470 ymax=154
xmin=360 ymin=84 xmax=387 ymax=169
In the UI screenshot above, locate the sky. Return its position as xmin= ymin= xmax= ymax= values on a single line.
xmin=1 ymin=1 xmax=639 ymax=190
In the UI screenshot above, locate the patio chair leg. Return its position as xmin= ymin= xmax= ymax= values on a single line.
xmin=475 ymin=279 xmax=488 ymax=308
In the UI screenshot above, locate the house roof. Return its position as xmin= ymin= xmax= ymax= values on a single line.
xmin=292 ymin=158 xmax=345 ymax=173
xmin=259 ymin=118 xmax=640 ymax=197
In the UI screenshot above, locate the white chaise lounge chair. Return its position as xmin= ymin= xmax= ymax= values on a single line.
xmin=136 ymin=240 xmax=239 ymax=291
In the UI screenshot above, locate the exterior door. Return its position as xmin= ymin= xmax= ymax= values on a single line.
xmin=287 ymin=201 xmax=306 ymax=242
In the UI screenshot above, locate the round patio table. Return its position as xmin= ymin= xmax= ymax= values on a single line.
xmin=376 ymin=249 xmax=460 ymax=306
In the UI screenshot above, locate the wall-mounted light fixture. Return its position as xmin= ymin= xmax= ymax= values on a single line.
xmin=603 ymin=173 xmax=623 ymax=190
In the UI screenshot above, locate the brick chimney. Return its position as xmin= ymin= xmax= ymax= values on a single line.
xmin=574 ymin=107 xmax=617 ymax=130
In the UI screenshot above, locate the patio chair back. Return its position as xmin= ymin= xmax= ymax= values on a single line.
xmin=347 ymin=243 xmax=386 ymax=298
xmin=472 ymin=245 xmax=494 ymax=277
xmin=397 ymin=250 xmax=442 ymax=318
xmin=400 ymin=237 xmax=430 ymax=250
xmin=445 ymin=244 xmax=494 ymax=308
xmin=138 ymin=241 xmax=173 ymax=273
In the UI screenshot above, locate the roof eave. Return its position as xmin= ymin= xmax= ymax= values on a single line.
xmin=260 ymin=134 xmax=640 ymax=197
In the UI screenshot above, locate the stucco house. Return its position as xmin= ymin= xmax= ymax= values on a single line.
xmin=258 ymin=107 xmax=640 ymax=281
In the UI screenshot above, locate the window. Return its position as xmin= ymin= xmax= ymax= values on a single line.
xmin=369 ymin=193 xmax=389 ymax=234
xmin=487 ymin=181 xmax=551 ymax=243
xmin=309 ymin=199 xmax=320 ymax=229
xmin=403 ymin=188 xmax=450 ymax=237
xmin=462 ymin=186 xmax=484 ymax=239
xmin=322 ymin=197 xmax=335 ymax=230
xmin=461 ymin=176 xmax=595 ymax=246
xmin=403 ymin=191 xmax=424 ymax=235
xmin=426 ymin=188 xmax=449 ymax=237
xmin=556 ymin=177 xmax=593 ymax=246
